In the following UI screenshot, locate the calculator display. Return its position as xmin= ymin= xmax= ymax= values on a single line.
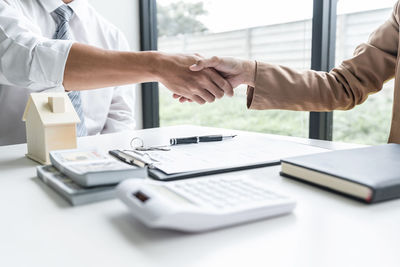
xmin=133 ymin=191 xmax=149 ymax=203
xmin=147 ymin=185 xmax=194 ymax=205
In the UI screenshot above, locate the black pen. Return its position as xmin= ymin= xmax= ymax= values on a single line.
xmin=170 ymin=135 xmax=237 ymax=145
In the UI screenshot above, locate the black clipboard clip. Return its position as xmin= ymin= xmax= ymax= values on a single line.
xmin=109 ymin=150 xmax=155 ymax=169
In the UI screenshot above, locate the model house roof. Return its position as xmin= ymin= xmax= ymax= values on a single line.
xmin=22 ymin=92 xmax=80 ymax=126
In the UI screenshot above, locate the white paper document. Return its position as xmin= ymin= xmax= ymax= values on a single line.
xmin=124 ymin=135 xmax=329 ymax=174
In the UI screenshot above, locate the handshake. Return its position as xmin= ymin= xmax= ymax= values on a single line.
xmin=155 ymin=53 xmax=256 ymax=104
xmin=63 ymin=45 xmax=256 ymax=105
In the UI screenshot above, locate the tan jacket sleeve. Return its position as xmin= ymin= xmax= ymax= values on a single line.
xmin=247 ymin=2 xmax=399 ymax=111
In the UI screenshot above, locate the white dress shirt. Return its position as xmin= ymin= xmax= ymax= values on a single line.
xmin=0 ymin=0 xmax=136 ymax=145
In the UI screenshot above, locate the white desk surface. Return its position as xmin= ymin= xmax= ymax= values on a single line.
xmin=1 ymin=125 xmax=399 ymax=267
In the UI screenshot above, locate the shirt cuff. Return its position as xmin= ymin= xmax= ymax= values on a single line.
xmin=29 ymin=39 xmax=74 ymax=88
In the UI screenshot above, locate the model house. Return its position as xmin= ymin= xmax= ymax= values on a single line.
xmin=22 ymin=92 xmax=80 ymax=164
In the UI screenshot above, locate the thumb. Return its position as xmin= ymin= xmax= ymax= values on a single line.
xmin=189 ymin=56 xmax=220 ymax=72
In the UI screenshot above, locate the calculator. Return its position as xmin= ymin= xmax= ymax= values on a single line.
xmin=117 ymin=176 xmax=296 ymax=232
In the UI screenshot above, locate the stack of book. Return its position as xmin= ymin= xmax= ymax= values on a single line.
xmin=37 ymin=148 xmax=147 ymax=206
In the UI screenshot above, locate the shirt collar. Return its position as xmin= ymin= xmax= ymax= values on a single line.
xmin=40 ymin=0 xmax=89 ymax=19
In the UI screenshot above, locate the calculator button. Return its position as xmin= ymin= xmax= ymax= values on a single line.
xmin=165 ymin=177 xmax=290 ymax=210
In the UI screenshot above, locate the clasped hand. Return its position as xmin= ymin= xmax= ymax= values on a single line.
xmin=156 ymin=53 xmax=233 ymax=104
xmin=163 ymin=55 xmax=256 ymax=103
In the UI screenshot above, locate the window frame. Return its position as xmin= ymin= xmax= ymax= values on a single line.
xmin=310 ymin=0 xmax=337 ymax=140
xmin=140 ymin=0 xmax=338 ymax=140
xmin=139 ymin=0 xmax=160 ymax=128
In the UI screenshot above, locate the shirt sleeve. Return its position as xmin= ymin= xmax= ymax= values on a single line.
xmin=0 ymin=2 xmax=73 ymax=91
xmin=246 ymin=2 xmax=399 ymax=112
xmin=101 ymin=30 xmax=137 ymax=133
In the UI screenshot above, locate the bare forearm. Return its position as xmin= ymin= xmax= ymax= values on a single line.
xmin=63 ymin=43 xmax=159 ymax=91
xmin=63 ymin=43 xmax=233 ymax=104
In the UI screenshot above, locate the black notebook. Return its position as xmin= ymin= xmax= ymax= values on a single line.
xmin=280 ymin=144 xmax=400 ymax=203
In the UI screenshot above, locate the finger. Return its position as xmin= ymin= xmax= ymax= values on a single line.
xmin=179 ymin=96 xmax=192 ymax=103
xmin=182 ymin=97 xmax=193 ymax=102
xmin=201 ymin=71 xmax=225 ymax=99
xmin=174 ymin=94 xmax=193 ymax=103
xmin=189 ymin=56 xmax=220 ymax=71
xmin=204 ymin=68 xmax=234 ymax=97
xmin=194 ymin=53 xmax=205 ymax=59
xmin=173 ymin=92 xmax=195 ymax=103
xmin=191 ymin=95 xmax=206 ymax=105
xmin=195 ymin=88 xmax=216 ymax=103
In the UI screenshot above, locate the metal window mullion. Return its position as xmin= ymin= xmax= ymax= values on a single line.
xmin=309 ymin=0 xmax=337 ymax=140
xmin=140 ymin=0 xmax=160 ymax=128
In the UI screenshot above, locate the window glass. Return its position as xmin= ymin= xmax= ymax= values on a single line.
xmin=157 ymin=0 xmax=312 ymax=137
xmin=333 ymin=1 xmax=394 ymax=144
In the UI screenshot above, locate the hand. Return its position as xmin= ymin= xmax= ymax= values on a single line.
xmin=173 ymin=56 xmax=256 ymax=103
xmin=154 ymin=53 xmax=233 ymax=104
xmin=190 ymin=56 xmax=256 ymax=88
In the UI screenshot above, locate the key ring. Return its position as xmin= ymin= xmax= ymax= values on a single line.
xmin=123 ymin=149 xmax=160 ymax=163
xmin=129 ymin=137 xmax=171 ymax=151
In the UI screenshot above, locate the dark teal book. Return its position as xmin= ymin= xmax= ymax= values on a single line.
xmin=280 ymin=144 xmax=400 ymax=203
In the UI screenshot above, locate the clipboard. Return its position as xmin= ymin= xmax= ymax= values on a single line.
xmin=109 ymin=149 xmax=279 ymax=181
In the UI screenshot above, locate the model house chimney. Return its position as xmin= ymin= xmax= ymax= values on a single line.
xmin=48 ymin=96 xmax=65 ymax=113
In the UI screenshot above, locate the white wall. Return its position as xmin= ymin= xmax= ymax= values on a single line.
xmin=88 ymin=0 xmax=143 ymax=129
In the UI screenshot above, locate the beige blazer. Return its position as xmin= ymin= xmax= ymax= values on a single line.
xmin=247 ymin=1 xmax=400 ymax=144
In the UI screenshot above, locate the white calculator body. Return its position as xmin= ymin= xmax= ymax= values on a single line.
xmin=116 ymin=176 xmax=296 ymax=232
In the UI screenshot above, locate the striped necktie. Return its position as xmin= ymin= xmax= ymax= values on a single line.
xmin=53 ymin=5 xmax=87 ymax=137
